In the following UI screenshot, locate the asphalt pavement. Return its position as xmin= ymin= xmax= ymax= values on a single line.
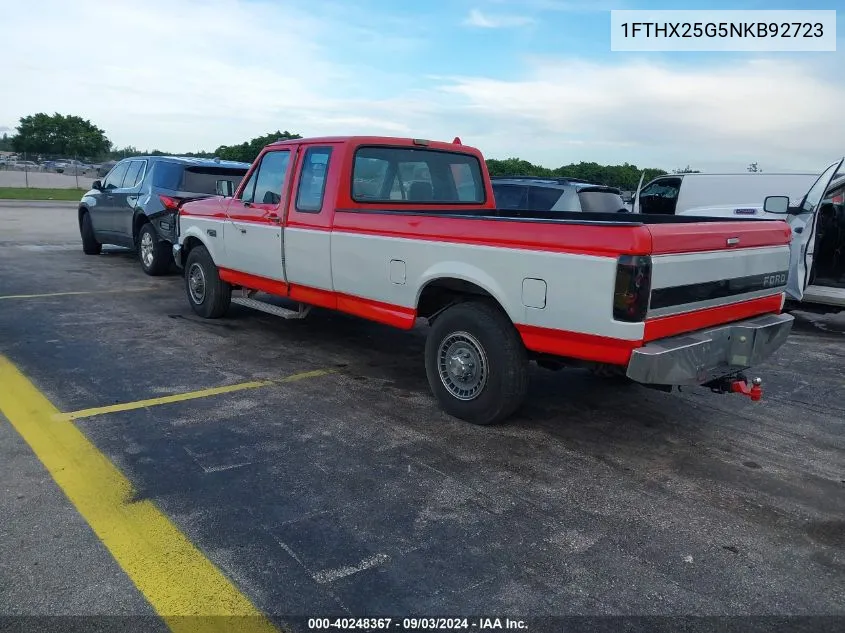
xmin=0 ymin=202 xmax=842 ymax=633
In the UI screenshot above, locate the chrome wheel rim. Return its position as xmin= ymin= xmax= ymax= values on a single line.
xmin=187 ymin=262 xmax=206 ymax=304
xmin=437 ymin=331 xmax=488 ymax=401
xmin=140 ymin=231 xmax=155 ymax=267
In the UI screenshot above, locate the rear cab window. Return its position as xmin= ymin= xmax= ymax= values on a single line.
xmin=351 ymin=146 xmax=485 ymax=204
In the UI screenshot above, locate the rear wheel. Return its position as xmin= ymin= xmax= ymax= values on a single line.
xmin=137 ymin=222 xmax=171 ymax=276
xmin=80 ymin=211 xmax=101 ymax=255
xmin=184 ymin=245 xmax=230 ymax=318
xmin=425 ymin=301 xmax=529 ymax=425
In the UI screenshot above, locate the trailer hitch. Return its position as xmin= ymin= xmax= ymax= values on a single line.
xmin=706 ymin=373 xmax=763 ymax=402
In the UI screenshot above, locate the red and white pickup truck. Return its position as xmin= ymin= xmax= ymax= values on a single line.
xmin=173 ymin=136 xmax=794 ymax=425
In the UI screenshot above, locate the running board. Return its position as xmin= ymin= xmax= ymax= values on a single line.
xmin=802 ymin=285 xmax=845 ymax=307
xmin=231 ymin=297 xmax=311 ymax=319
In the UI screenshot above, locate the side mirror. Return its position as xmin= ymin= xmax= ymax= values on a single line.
xmin=763 ymin=195 xmax=789 ymax=214
xmin=216 ymin=180 xmax=234 ymax=197
xmin=91 ymin=180 xmax=102 ymax=190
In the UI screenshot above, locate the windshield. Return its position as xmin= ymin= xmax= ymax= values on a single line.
xmin=799 ymin=160 xmax=842 ymax=214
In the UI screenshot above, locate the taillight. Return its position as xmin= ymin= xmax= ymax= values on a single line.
xmin=613 ymin=255 xmax=652 ymax=322
xmin=159 ymin=195 xmax=181 ymax=210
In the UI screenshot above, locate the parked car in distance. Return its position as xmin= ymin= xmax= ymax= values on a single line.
xmin=96 ymin=160 xmax=118 ymax=178
xmin=491 ymin=176 xmax=630 ymax=213
xmin=173 ymin=135 xmax=794 ymax=425
xmin=78 ymin=156 xmax=251 ymax=275
xmin=632 ymin=172 xmax=819 ymax=219
xmin=13 ymin=160 xmax=40 ymax=170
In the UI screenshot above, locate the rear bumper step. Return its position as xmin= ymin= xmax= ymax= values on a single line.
xmin=626 ymin=312 xmax=794 ymax=386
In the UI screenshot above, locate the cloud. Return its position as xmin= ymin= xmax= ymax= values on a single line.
xmin=0 ymin=0 xmax=842 ymax=172
xmin=463 ymin=9 xmax=534 ymax=28
xmin=481 ymin=0 xmax=621 ymax=12
xmin=434 ymin=55 xmax=845 ymax=171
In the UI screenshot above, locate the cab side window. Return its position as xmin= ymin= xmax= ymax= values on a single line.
xmin=103 ymin=161 xmax=129 ymax=190
xmin=237 ymin=168 xmax=258 ymax=203
xmin=251 ymin=150 xmax=291 ymax=205
xmin=295 ymin=147 xmax=333 ymax=213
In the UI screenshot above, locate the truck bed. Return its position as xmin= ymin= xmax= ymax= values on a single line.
xmin=342 ymin=207 xmax=777 ymax=225
xmin=334 ymin=207 xmax=792 ymax=256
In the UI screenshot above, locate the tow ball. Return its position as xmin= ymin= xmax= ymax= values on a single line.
xmin=707 ymin=374 xmax=764 ymax=402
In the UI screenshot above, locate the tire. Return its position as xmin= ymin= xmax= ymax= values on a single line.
xmin=80 ymin=211 xmax=101 ymax=255
xmin=137 ymin=222 xmax=172 ymax=276
xmin=184 ymin=245 xmax=231 ymax=318
xmin=425 ymin=301 xmax=529 ymax=425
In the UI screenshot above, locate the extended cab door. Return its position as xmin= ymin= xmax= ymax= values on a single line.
xmin=224 ymin=148 xmax=294 ymax=282
xmin=283 ymin=144 xmax=338 ymax=300
xmin=785 ymin=158 xmax=844 ymax=301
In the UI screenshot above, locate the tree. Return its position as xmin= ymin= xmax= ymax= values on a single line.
xmin=747 ymin=162 xmax=762 ymax=172
xmin=11 ymin=113 xmax=111 ymax=159
xmin=213 ymin=130 xmax=302 ymax=163
xmin=108 ymin=145 xmax=143 ymax=160
xmin=485 ymin=157 xmax=667 ymax=190
xmin=673 ymin=165 xmax=700 ymax=174
xmin=0 ymin=133 xmax=11 ymax=152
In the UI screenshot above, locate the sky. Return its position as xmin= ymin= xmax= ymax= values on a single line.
xmin=0 ymin=0 xmax=843 ymax=172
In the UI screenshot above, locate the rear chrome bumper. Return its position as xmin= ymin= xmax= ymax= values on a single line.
xmin=626 ymin=313 xmax=794 ymax=385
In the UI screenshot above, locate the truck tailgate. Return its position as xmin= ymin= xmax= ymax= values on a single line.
xmin=646 ymin=219 xmax=792 ymax=254
xmin=643 ymin=220 xmax=792 ymax=340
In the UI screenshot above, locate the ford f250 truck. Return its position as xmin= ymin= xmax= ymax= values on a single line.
xmin=173 ymin=136 xmax=795 ymax=425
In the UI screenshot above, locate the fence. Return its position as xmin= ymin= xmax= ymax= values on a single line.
xmin=0 ymin=153 xmax=102 ymax=189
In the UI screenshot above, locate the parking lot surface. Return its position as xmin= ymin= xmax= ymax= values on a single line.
xmin=0 ymin=202 xmax=843 ymax=632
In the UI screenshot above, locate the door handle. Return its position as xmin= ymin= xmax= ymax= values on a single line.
xmin=794 ymin=227 xmax=803 ymax=234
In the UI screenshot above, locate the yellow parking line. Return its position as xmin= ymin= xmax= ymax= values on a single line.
xmin=53 ymin=368 xmax=336 ymax=422
xmin=0 ymin=288 xmax=157 ymax=300
xmin=0 ymin=354 xmax=281 ymax=633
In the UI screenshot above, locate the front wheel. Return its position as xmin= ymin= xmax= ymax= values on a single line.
xmin=425 ymin=301 xmax=529 ymax=425
xmin=184 ymin=245 xmax=230 ymax=318
xmin=80 ymin=211 xmax=101 ymax=255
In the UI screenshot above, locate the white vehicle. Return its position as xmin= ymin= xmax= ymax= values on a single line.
xmin=632 ymin=172 xmax=819 ymax=219
xmin=762 ymin=160 xmax=845 ymax=307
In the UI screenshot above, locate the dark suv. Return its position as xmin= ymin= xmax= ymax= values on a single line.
xmin=491 ymin=176 xmax=631 ymax=213
xmin=78 ymin=156 xmax=250 ymax=275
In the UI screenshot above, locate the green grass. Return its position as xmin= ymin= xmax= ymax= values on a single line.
xmin=0 ymin=187 xmax=85 ymax=201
